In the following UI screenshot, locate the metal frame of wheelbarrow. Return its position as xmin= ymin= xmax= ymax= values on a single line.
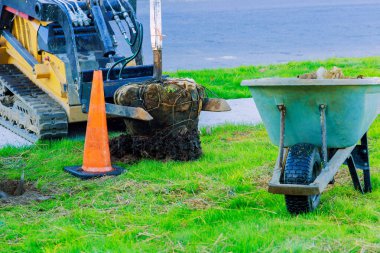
xmin=268 ymin=104 xmax=372 ymax=196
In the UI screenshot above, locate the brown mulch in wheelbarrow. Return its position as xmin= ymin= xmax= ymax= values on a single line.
xmin=297 ymin=66 xmax=364 ymax=79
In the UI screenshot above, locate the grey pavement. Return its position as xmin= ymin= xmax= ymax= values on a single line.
xmin=199 ymin=98 xmax=261 ymax=128
xmin=0 ymin=127 xmax=31 ymax=148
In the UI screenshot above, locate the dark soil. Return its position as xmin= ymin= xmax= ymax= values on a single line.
xmin=110 ymin=125 xmax=202 ymax=163
xmin=0 ymin=180 xmax=52 ymax=205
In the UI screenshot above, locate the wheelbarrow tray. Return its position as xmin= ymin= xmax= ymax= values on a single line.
xmin=242 ymin=78 xmax=380 ymax=148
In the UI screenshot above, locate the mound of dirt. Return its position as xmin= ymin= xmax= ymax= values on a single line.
xmin=111 ymin=78 xmax=204 ymax=162
xmin=110 ymin=126 xmax=201 ymax=162
xmin=0 ymin=180 xmax=52 ymax=205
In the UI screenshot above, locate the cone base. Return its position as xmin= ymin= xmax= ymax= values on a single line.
xmin=64 ymin=166 xmax=125 ymax=180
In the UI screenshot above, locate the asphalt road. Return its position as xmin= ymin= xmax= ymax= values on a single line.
xmin=2 ymin=0 xmax=380 ymax=147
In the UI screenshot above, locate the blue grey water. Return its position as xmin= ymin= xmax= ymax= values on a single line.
xmin=137 ymin=0 xmax=380 ymax=71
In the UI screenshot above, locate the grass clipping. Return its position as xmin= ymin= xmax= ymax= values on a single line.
xmin=298 ymin=66 xmax=364 ymax=79
xmin=111 ymin=78 xmax=205 ymax=162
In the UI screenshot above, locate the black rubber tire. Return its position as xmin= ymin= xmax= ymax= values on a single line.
xmin=284 ymin=144 xmax=322 ymax=215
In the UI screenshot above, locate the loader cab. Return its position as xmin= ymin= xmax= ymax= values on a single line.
xmin=37 ymin=21 xmax=138 ymax=71
xmin=29 ymin=0 xmax=152 ymax=113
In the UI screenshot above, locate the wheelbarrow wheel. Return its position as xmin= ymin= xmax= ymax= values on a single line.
xmin=284 ymin=144 xmax=322 ymax=214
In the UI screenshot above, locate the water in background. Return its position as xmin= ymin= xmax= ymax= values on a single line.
xmin=136 ymin=0 xmax=380 ymax=70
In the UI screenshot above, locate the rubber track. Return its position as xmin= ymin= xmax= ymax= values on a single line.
xmin=0 ymin=65 xmax=68 ymax=142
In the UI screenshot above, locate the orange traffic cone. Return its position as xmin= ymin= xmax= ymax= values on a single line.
xmin=64 ymin=70 xmax=124 ymax=179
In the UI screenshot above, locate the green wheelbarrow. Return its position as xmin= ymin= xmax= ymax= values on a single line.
xmin=242 ymin=78 xmax=380 ymax=214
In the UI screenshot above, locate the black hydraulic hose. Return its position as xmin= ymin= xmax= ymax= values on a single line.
xmin=118 ymin=23 xmax=143 ymax=79
xmin=117 ymin=0 xmax=140 ymax=47
xmin=107 ymin=24 xmax=143 ymax=80
xmin=106 ymin=22 xmax=143 ymax=80
xmin=106 ymin=0 xmax=139 ymax=47
xmin=126 ymin=18 xmax=139 ymax=47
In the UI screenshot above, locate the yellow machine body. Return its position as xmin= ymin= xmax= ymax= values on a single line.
xmin=0 ymin=16 xmax=88 ymax=122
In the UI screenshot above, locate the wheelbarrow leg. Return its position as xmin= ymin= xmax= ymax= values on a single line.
xmin=360 ymin=134 xmax=372 ymax=193
xmin=363 ymin=169 xmax=372 ymax=193
xmin=346 ymin=133 xmax=372 ymax=193
xmin=346 ymin=156 xmax=364 ymax=193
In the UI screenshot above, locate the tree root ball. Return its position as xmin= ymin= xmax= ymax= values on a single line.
xmin=110 ymin=78 xmax=206 ymax=162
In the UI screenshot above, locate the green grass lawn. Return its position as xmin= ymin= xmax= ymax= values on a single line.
xmin=170 ymin=56 xmax=380 ymax=99
xmin=1 ymin=57 xmax=380 ymax=252
xmin=0 ymin=121 xmax=379 ymax=252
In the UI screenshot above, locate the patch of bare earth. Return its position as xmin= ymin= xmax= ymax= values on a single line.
xmin=183 ymin=197 xmax=212 ymax=210
xmin=0 ymin=180 xmax=52 ymax=205
xmin=243 ymin=163 xmax=274 ymax=190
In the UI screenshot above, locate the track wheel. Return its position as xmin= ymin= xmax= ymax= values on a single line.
xmin=284 ymin=143 xmax=322 ymax=214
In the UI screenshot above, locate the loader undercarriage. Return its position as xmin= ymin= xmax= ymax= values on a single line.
xmin=0 ymin=64 xmax=68 ymax=142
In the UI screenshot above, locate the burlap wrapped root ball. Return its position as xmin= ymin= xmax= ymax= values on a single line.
xmin=110 ymin=78 xmax=206 ymax=162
